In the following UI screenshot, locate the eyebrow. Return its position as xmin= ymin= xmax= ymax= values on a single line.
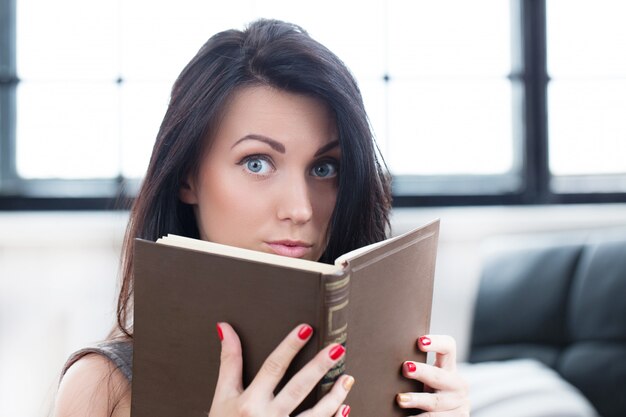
xmin=314 ymin=139 xmax=340 ymax=157
xmin=232 ymin=134 xmax=340 ymax=157
xmin=232 ymin=134 xmax=285 ymax=153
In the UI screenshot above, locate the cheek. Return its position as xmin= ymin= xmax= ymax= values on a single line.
xmin=311 ymin=183 xmax=338 ymax=227
xmin=206 ymin=179 xmax=246 ymax=211
xmin=195 ymin=170 xmax=265 ymax=241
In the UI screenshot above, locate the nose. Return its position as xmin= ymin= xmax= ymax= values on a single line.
xmin=276 ymin=174 xmax=313 ymax=225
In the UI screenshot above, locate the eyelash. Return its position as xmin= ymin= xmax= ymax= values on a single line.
xmin=311 ymin=158 xmax=339 ymax=178
xmin=236 ymin=154 xmax=340 ymax=179
xmin=238 ymin=154 xmax=275 ymax=177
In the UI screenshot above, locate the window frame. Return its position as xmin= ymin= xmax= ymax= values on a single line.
xmin=1 ymin=0 xmax=625 ymax=211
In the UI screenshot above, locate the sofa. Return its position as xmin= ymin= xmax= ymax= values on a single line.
xmin=467 ymin=229 xmax=626 ymax=417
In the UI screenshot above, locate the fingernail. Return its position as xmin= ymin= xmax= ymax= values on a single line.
xmin=342 ymin=405 xmax=351 ymax=417
xmin=397 ymin=393 xmax=411 ymax=403
xmin=216 ymin=323 xmax=224 ymax=341
xmin=329 ymin=344 xmax=345 ymax=360
xmin=419 ymin=336 xmax=431 ymax=346
xmin=298 ymin=324 xmax=313 ymax=340
xmin=342 ymin=375 xmax=355 ymax=391
xmin=405 ymin=361 xmax=417 ymax=373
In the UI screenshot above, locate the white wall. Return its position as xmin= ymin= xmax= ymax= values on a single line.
xmin=2 ymin=204 xmax=626 ymax=417
xmin=0 ymin=212 xmax=127 ymax=417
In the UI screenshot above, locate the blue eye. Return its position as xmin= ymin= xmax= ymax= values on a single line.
xmin=242 ymin=156 xmax=273 ymax=175
xmin=311 ymin=161 xmax=338 ymax=178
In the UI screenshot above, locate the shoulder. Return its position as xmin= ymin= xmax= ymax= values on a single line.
xmin=52 ymin=353 xmax=131 ymax=417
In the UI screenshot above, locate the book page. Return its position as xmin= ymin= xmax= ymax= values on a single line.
xmin=334 ymin=219 xmax=440 ymax=266
xmin=157 ymin=235 xmax=340 ymax=274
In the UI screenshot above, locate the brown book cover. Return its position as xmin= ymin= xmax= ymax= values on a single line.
xmin=131 ymin=219 xmax=439 ymax=417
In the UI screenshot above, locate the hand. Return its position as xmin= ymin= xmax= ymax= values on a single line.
xmin=209 ymin=322 xmax=354 ymax=417
xmin=396 ymin=335 xmax=470 ymax=416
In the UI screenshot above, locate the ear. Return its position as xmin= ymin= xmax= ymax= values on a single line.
xmin=179 ymin=176 xmax=199 ymax=205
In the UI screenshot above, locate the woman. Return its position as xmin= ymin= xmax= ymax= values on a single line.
xmin=54 ymin=19 xmax=470 ymax=417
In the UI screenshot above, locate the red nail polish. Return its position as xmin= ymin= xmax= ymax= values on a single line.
xmin=329 ymin=344 xmax=345 ymax=360
xmin=342 ymin=405 xmax=351 ymax=417
xmin=405 ymin=362 xmax=417 ymax=373
xmin=216 ymin=323 xmax=224 ymax=341
xmin=419 ymin=336 xmax=431 ymax=346
xmin=298 ymin=324 xmax=313 ymax=340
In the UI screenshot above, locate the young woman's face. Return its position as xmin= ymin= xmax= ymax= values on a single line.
xmin=180 ymin=86 xmax=340 ymax=261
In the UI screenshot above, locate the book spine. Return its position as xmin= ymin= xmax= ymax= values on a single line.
xmin=318 ymin=270 xmax=350 ymax=395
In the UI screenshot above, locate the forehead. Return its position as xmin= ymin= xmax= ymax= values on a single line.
xmin=212 ymin=85 xmax=338 ymax=148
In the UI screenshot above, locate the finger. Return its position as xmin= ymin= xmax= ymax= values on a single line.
xmin=273 ymin=343 xmax=346 ymax=415
xmin=248 ymin=324 xmax=314 ymax=392
xmin=396 ymin=391 xmax=464 ymax=412
xmin=214 ymin=322 xmax=244 ymax=398
xmin=335 ymin=404 xmax=351 ymax=417
xmin=296 ymin=375 xmax=354 ymax=417
xmin=417 ymin=335 xmax=457 ymax=371
xmin=402 ymin=361 xmax=465 ymax=392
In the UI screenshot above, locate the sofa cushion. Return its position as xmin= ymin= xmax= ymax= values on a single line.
xmin=469 ymin=233 xmax=626 ymax=417
xmin=562 ymin=239 xmax=626 ymax=417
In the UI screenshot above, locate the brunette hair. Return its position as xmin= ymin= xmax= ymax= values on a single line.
xmin=112 ymin=19 xmax=391 ymax=338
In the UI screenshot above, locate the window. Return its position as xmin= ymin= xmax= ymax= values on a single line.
xmin=1 ymin=0 xmax=625 ymax=209
xmin=546 ymin=0 xmax=626 ymax=193
xmin=385 ymin=0 xmax=518 ymax=197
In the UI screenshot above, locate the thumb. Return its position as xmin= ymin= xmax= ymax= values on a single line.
xmin=214 ymin=322 xmax=244 ymax=398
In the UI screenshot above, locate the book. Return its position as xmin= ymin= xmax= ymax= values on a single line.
xmin=131 ymin=219 xmax=440 ymax=417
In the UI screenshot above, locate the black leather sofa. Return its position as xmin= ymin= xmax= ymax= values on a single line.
xmin=469 ymin=231 xmax=626 ymax=417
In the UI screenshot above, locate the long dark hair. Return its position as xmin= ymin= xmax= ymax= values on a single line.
xmin=113 ymin=19 xmax=392 ymax=338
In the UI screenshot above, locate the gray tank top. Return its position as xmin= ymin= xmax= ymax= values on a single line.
xmin=61 ymin=339 xmax=134 ymax=382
